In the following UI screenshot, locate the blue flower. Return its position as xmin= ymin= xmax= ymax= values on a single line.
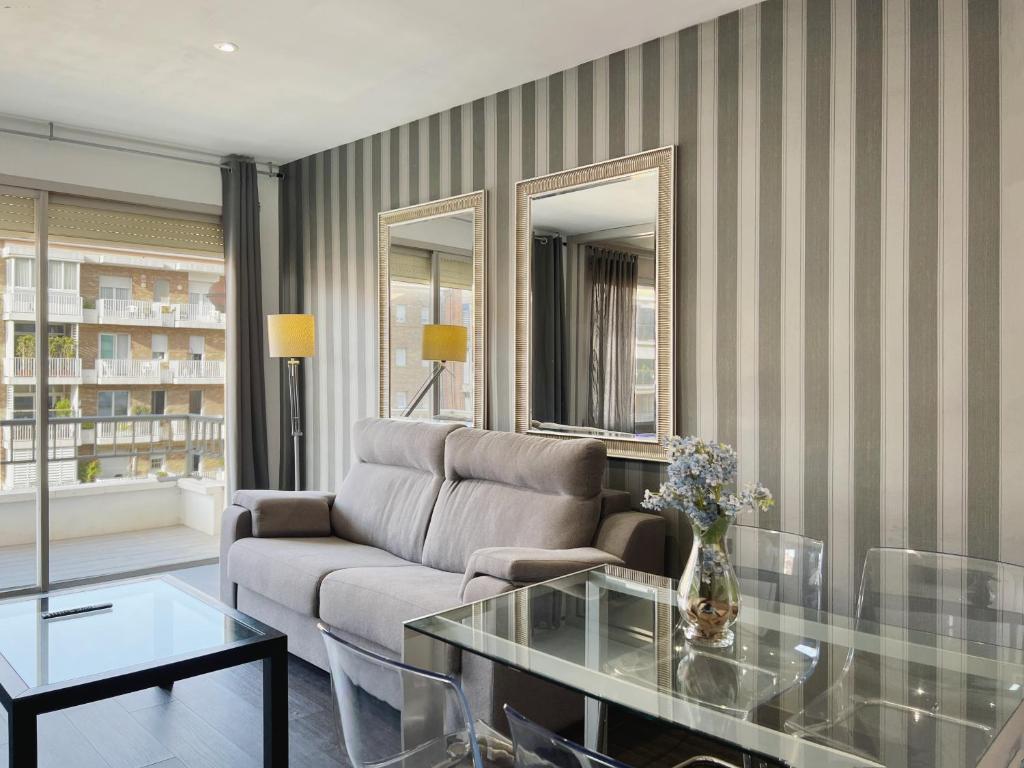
xmin=641 ymin=435 xmax=774 ymax=533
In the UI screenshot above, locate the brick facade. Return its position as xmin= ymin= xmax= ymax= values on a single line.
xmin=0 ymin=238 xmax=226 ymax=487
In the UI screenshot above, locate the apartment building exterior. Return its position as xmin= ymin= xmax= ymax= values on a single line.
xmin=0 ymin=237 xmax=226 ymax=490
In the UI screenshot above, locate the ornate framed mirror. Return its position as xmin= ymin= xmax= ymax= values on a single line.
xmin=378 ymin=191 xmax=486 ymax=428
xmin=514 ymin=148 xmax=674 ymax=461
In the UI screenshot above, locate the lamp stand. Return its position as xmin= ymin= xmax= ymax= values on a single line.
xmin=287 ymin=358 xmax=303 ymax=489
xmin=402 ymin=361 xmax=448 ymax=418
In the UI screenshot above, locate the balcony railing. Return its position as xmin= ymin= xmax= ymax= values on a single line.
xmin=170 ymin=359 xmax=225 ymax=381
xmin=3 ymin=358 xmax=82 ymax=381
xmin=95 ymin=358 xmax=161 ymax=383
xmin=3 ymin=289 xmax=84 ymax=320
xmin=96 ymin=298 xmax=159 ymax=324
xmin=0 ymin=414 xmax=225 ymax=483
xmin=175 ymin=302 xmax=225 ymax=327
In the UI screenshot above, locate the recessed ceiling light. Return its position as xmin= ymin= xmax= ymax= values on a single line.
xmin=213 ymin=41 xmax=238 ymax=53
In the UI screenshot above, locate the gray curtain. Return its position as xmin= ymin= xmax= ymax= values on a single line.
xmin=586 ymin=245 xmax=638 ymax=432
xmin=222 ymin=156 xmax=270 ymax=489
xmin=530 ymin=235 xmax=568 ymax=423
xmin=277 ymin=162 xmax=306 ymax=490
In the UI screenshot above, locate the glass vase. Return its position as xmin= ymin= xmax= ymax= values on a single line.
xmin=678 ymin=519 xmax=740 ymax=648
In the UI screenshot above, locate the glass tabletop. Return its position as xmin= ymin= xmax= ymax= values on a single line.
xmin=406 ymin=565 xmax=1024 ymax=768
xmin=0 ymin=576 xmax=262 ymax=690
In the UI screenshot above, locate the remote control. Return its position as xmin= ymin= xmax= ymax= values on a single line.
xmin=41 ymin=603 xmax=113 ymax=620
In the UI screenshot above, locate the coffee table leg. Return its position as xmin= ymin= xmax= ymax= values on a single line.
xmin=263 ymin=641 xmax=288 ymax=767
xmin=9 ymin=704 xmax=37 ymax=768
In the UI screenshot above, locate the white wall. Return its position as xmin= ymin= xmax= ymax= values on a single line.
xmin=0 ymin=125 xmax=283 ymax=487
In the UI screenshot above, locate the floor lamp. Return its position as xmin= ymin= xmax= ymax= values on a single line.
xmin=403 ymin=324 xmax=467 ymax=417
xmin=267 ymin=314 xmax=315 ymax=490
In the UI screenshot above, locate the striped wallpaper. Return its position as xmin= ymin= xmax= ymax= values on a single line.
xmin=280 ymin=0 xmax=1024 ymax=613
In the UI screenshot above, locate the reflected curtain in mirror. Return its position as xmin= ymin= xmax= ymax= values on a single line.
xmin=586 ymin=246 xmax=637 ymax=433
xmin=530 ymin=235 xmax=568 ymax=424
xmin=514 ymin=146 xmax=674 ymax=461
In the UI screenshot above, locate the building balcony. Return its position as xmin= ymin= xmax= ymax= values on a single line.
xmin=85 ymin=299 xmax=226 ymax=329
xmin=174 ymin=302 xmax=225 ymax=329
xmin=0 ymin=479 xmax=224 ymax=589
xmin=2 ymin=357 xmax=83 ymax=385
xmin=2 ymin=289 xmax=84 ymax=323
xmin=169 ymin=359 xmax=225 ymax=383
xmin=92 ymin=357 xmax=162 ymax=384
xmin=94 ymin=298 xmax=162 ymax=326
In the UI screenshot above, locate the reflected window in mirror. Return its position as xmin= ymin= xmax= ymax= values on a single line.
xmin=378 ymin=191 xmax=486 ymax=428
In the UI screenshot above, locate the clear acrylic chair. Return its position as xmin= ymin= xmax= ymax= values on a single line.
xmin=726 ymin=524 xmax=824 ymax=614
xmin=320 ymin=624 xmax=512 ymax=768
xmin=786 ymin=548 xmax=1024 ymax=767
xmin=503 ymin=704 xmax=632 ymax=768
xmin=668 ymin=525 xmax=825 ymax=718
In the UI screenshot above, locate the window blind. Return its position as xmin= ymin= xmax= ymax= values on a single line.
xmin=0 ymin=193 xmax=223 ymax=256
xmin=390 ymin=245 xmax=473 ymax=290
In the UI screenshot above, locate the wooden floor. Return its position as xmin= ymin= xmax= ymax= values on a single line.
xmin=0 ymin=526 xmax=219 ymax=590
xmin=0 ymin=565 xmax=348 ymax=768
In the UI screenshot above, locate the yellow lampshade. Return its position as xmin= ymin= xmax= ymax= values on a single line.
xmin=421 ymin=324 xmax=467 ymax=362
xmin=267 ymin=314 xmax=315 ymax=358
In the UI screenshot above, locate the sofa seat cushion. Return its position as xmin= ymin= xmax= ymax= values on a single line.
xmin=319 ymin=566 xmax=467 ymax=654
xmin=227 ymin=537 xmax=414 ymax=617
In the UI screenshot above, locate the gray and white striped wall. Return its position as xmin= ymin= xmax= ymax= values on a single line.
xmin=280 ymin=0 xmax=1024 ymax=613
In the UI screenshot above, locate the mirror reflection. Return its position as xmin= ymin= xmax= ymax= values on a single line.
xmin=387 ymin=212 xmax=474 ymax=424
xmin=529 ymin=171 xmax=658 ymax=440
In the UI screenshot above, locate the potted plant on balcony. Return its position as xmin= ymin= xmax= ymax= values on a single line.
xmin=14 ymin=334 xmax=34 ymax=358
xmin=48 ymin=335 xmax=75 ymax=358
xmin=77 ymin=459 xmax=101 ymax=484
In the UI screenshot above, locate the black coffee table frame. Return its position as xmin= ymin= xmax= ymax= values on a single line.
xmin=0 ymin=575 xmax=288 ymax=767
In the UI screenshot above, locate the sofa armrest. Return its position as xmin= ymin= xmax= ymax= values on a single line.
xmin=220 ymin=503 xmax=253 ymax=606
xmin=600 ymin=488 xmax=632 ymax=517
xmin=593 ymin=511 xmax=666 ymax=575
xmin=461 ymin=546 xmax=623 ymax=599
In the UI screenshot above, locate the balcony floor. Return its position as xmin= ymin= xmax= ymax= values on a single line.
xmin=0 ymin=525 xmax=218 ymax=589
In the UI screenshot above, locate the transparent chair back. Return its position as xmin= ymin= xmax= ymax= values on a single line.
xmin=321 ymin=624 xmax=485 ymax=768
xmin=504 ymin=705 xmax=631 ymax=768
xmin=669 ymin=525 xmax=826 ymax=718
xmin=786 ymin=549 xmax=1024 ymax=768
xmin=726 ymin=524 xmax=824 ymax=614
xmin=855 ymin=547 xmax=1024 ymax=649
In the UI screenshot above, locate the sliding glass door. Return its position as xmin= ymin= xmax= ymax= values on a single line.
xmin=0 ymin=184 xmax=228 ymax=596
xmin=0 ymin=187 xmax=44 ymax=592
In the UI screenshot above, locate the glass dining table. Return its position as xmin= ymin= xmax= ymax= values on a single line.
xmin=403 ymin=565 xmax=1024 ymax=768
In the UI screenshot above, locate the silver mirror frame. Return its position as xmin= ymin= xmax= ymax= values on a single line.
xmin=377 ymin=190 xmax=487 ymax=428
xmin=514 ymin=147 xmax=674 ymax=462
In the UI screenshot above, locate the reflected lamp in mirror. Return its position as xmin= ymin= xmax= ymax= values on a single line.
xmin=267 ymin=313 xmax=315 ymax=489
xmin=378 ymin=190 xmax=486 ymax=427
xmin=403 ymin=324 xmax=467 ymax=418
xmin=514 ymin=147 xmax=675 ymax=461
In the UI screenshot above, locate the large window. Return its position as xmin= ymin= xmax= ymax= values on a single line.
xmin=0 ymin=185 xmax=226 ymax=593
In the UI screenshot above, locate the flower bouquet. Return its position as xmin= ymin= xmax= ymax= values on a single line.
xmin=643 ymin=436 xmax=773 ymax=648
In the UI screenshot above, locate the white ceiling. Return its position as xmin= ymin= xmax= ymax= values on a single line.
xmin=0 ymin=0 xmax=756 ymax=164
xmin=532 ymin=172 xmax=658 ymax=236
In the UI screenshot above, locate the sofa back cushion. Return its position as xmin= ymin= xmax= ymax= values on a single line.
xmin=420 ymin=429 xmax=606 ymax=573
xmin=332 ymin=418 xmax=462 ymax=561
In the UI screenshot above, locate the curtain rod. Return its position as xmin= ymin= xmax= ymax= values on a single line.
xmin=0 ymin=122 xmax=283 ymax=179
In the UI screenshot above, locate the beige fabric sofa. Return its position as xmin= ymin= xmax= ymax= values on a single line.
xmin=220 ymin=418 xmax=665 ymax=725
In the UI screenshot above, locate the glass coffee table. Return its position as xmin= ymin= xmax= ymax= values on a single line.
xmin=404 ymin=565 xmax=1024 ymax=768
xmin=0 ymin=575 xmax=288 ymax=767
